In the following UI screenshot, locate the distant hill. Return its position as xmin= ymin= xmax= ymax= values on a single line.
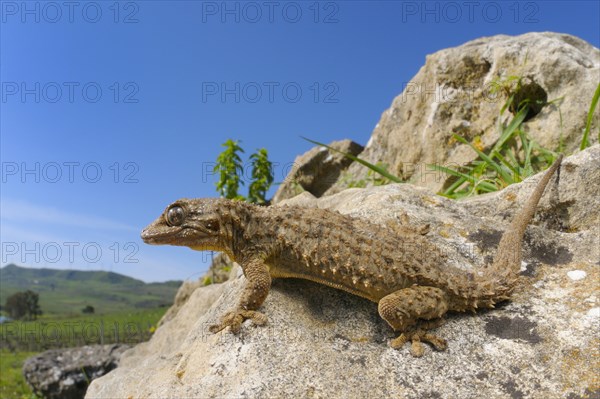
xmin=0 ymin=264 xmax=182 ymax=316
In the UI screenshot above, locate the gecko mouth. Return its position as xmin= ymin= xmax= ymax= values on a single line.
xmin=140 ymin=226 xmax=183 ymax=244
xmin=140 ymin=225 xmax=214 ymax=245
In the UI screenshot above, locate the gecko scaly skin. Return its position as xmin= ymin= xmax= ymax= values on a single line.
xmin=141 ymin=155 xmax=562 ymax=356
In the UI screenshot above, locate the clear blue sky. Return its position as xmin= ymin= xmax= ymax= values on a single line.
xmin=1 ymin=1 xmax=599 ymax=282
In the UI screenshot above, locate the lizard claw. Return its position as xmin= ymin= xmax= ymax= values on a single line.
xmin=389 ymin=320 xmax=447 ymax=357
xmin=209 ymin=309 xmax=268 ymax=334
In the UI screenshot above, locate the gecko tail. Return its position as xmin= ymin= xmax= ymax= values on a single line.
xmin=477 ymin=154 xmax=563 ymax=302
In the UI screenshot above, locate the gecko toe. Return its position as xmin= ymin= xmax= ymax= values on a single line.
xmin=390 ymin=333 xmax=409 ymax=350
xmin=422 ymin=332 xmax=447 ymax=351
xmin=389 ymin=327 xmax=447 ymax=356
xmin=410 ymin=336 xmax=425 ymax=357
xmin=208 ymin=323 xmax=225 ymax=334
xmin=209 ymin=311 xmax=242 ymax=334
xmin=209 ymin=310 xmax=267 ymax=334
xmin=241 ymin=310 xmax=268 ymax=327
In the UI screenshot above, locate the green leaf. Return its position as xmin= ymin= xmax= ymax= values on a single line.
xmin=214 ymin=139 xmax=246 ymax=199
xmin=248 ymin=148 xmax=273 ymax=204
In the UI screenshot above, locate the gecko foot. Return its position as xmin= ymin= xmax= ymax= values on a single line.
xmin=208 ymin=309 xmax=268 ymax=334
xmin=389 ymin=320 xmax=447 ymax=357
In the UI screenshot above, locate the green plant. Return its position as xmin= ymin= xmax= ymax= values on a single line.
xmin=214 ymin=139 xmax=245 ymax=200
xmin=580 ymin=81 xmax=600 ymax=150
xmin=430 ymin=76 xmax=559 ymax=199
xmin=302 ymin=69 xmax=573 ymax=199
xmin=213 ymin=140 xmax=274 ymax=204
xmin=338 ymin=170 xmax=366 ymax=188
xmin=248 ymin=148 xmax=274 ymax=204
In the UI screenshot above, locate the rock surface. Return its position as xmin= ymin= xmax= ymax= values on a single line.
xmin=327 ymin=32 xmax=600 ymax=194
xmin=272 ymin=139 xmax=363 ymax=203
xmin=23 ymin=344 xmax=130 ymax=399
xmin=86 ymin=146 xmax=599 ymax=399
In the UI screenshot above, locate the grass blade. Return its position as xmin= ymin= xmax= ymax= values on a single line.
xmin=453 ymin=134 xmax=514 ymax=184
xmin=428 ymin=164 xmax=497 ymax=192
xmin=301 ymin=137 xmax=404 ymax=183
xmin=581 ymin=82 xmax=600 ymax=150
xmin=442 ymin=176 xmax=468 ymax=196
xmin=493 ymin=106 xmax=529 ymax=152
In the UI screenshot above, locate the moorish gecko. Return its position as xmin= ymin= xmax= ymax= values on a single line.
xmin=141 ymin=155 xmax=562 ymax=356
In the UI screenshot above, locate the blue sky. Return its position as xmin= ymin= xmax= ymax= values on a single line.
xmin=1 ymin=1 xmax=599 ymax=282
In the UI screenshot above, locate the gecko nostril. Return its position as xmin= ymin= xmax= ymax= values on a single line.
xmin=141 ymin=228 xmax=151 ymax=240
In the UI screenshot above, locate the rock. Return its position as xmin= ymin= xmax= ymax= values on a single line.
xmin=272 ymin=139 xmax=363 ymax=203
xmin=85 ymin=147 xmax=599 ymax=399
xmin=121 ymin=283 xmax=225 ymax=365
xmin=157 ymin=279 xmax=204 ymax=327
xmin=204 ymin=253 xmax=236 ymax=284
xmin=160 ymin=255 xmax=239 ymax=327
xmin=327 ymin=32 xmax=600 ymax=194
xmin=460 ymin=144 xmax=600 ymax=232
xmin=23 ymin=344 xmax=130 ymax=399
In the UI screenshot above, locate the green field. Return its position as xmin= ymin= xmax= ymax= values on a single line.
xmin=0 ymin=307 xmax=167 ymax=399
xmin=0 ymin=264 xmax=180 ymax=316
xmin=0 ymin=264 xmax=178 ymax=398
xmin=1 ymin=307 xmax=167 ymax=352
xmin=0 ymin=350 xmax=38 ymax=399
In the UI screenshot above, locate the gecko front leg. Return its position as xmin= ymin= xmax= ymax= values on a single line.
xmin=209 ymin=257 xmax=271 ymax=334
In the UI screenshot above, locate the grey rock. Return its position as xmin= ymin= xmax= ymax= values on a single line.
xmin=23 ymin=344 xmax=129 ymax=399
xmin=272 ymin=139 xmax=363 ymax=203
xmin=327 ymin=32 xmax=600 ymax=194
xmin=157 ymin=278 xmax=204 ymax=327
xmin=205 ymin=252 xmax=236 ymax=284
xmin=86 ymin=147 xmax=599 ymax=399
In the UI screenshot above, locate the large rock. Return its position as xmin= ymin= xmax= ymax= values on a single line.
xmin=157 ymin=279 xmax=204 ymax=327
xmin=272 ymin=139 xmax=363 ymax=203
xmin=327 ymin=32 xmax=600 ymax=194
xmin=23 ymin=344 xmax=130 ymax=399
xmin=86 ymin=146 xmax=599 ymax=399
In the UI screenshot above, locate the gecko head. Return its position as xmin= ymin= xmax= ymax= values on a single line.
xmin=141 ymin=198 xmax=228 ymax=251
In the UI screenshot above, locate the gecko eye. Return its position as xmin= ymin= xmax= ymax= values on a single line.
xmin=166 ymin=206 xmax=185 ymax=226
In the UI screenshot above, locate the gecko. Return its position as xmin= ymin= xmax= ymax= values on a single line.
xmin=141 ymin=155 xmax=562 ymax=356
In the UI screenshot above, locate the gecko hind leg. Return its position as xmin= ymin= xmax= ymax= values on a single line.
xmin=378 ymin=286 xmax=449 ymax=357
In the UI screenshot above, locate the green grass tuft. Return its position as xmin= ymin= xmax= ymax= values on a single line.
xmin=580 ymin=82 xmax=600 ymax=150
